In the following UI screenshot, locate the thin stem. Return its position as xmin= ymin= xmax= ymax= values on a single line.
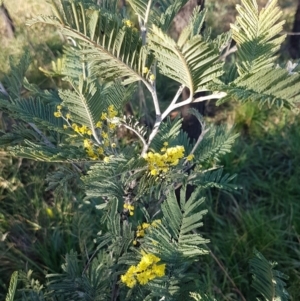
xmin=142 ymin=114 xmax=162 ymax=155
xmin=161 ymin=95 xmax=192 ymax=120
xmin=119 ymin=123 xmax=147 ymax=148
xmin=208 ymin=247 xmax=247 ymax=301
xmin=170 ymin=85 xmax=185 ymax=106
xmin=141 ymin=85 xmax=186 ymax=155
xmin=82 ymin=245 xmax=101 ymax=275
xmin=150 ymin=85 xmax=161 ymax=116
xmin=282 ymin=31 xmax=300 ymax=35
xmin=139 ymin=0 xmax=152 ymax=48
xmin=220 ymin=46 xmax=237 ymax=60
xmin=144 ymin=0 xmax=153 ymax=27
xmin=189 ymin=121 xmax=209 ymax=157
xmin=162 ymin=92 xmax=226 ymax=120
xmin=136 ymin=0 xmax=163 ymax=155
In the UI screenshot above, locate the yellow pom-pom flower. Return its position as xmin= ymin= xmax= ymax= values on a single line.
xmin=143 ymin=145 xmax=185 ymax=176
xmin=98 ymin=147 xmax=104 ymax=155
xmin=101 ymin=112 xmax=107 ymax=120
xmin=124 ymin=19 xmax=134 ymax=28
xmin=149 ymin=74 xmax=155 ymax=81
xmin=142 ymin=67 xmax=149 ymax=74
xmin=121 ymin=253 xmax=166 ymax=288
xmin=101 ymin=132 xmax=108 ymax=139
xmin=124 ymin=203 xmax=134 ymax=216
xmin=96 ymin=121 xmax=102 ymax=128
xmin=83 ymin=139 xmax=91 ymax=148
xmin=186 ymin=154 xmax=195 ymax=161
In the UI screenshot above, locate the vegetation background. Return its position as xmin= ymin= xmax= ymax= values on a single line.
xmin=0 ymin=0 xmax=300 ymax=300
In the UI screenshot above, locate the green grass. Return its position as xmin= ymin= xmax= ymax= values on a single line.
xmin=199 ymin=106 xmax=300 ymax=300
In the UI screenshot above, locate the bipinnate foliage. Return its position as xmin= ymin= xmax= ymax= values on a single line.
xmin=250 ymin=251 xmax=289 ymax=301
xmin=5 ymin=272 xmax=18 ymax=301
xmin=214 ymin=0 xmax=300 ymax=108
xmin=1 ymin=0 xmax=298 ymax=300
xmin=144 ymin=185 xmax=209 ymax=258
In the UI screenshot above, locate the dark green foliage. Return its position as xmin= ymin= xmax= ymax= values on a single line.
xmin=148 ymin=24 xmax=223 ymax=95
xmin=5 ymin=272 xmax=18 ymax=301
xmin=250 ymin=251 xmax=289 ymax=301
xmin=215 ymin=68 xmax=300 ymax=108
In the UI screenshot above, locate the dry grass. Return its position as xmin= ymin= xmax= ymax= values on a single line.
xmin=0 ymin=0 xmax=62 ymax=82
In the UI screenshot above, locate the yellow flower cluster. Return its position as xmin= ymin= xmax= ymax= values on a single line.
xmin=143 ymin=143 xmax=185 ymax=176
xmin=141 ymin=66 xmax=156 ymax=82
xmin=186 ymin=154 xmax=195 ymax=161
xmin=81 ymin=105 xmax=118 ymax=160
xmin=98 ymin=105 xmax=118 ymax=133
xmin=136 ymin=222 xmax=151 ymax=238
xmin=53 ymin=105 xmax=63 ymax=118
xmin=124 ymin=19 xmax=134 ymax=28
xmin=121 ymin=253 xmax=166 ymax=288
xmin=149 ymin=74 xmax=156 ymax=81
xmin=54 ymin=103 xmax=119 ymax=161
xmin=72 ymin=124 xmax=92 ymax=135
xmin=83 ymin=139 xmax=103 ymax=160
xmin=124 ymin=203 xmax=134 ymax=216
xmin=54 ymin=105 xmax=72 ymax=119
xmin=142 ymin=67 xmax=149 ymax=74
xmin=133 ymin=220 xmax=161 ymax=245
xmin=136 ymin=220 xmax=161 ymax=238
xmin=123 ymin=19 xmax=138 ymax=32
xmin=107 ymin=105 xmax=118 ymax=119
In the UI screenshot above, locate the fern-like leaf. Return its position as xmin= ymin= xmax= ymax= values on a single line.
xmin=232 ymin=0 xmax=286 ymax=76
xmin=190 ymin=292 xmax=218 ymax=301
xmin=157 ymin=0 xmax=190 ymax=31
xmin=177 ymin=7 xmax=206 ymax=48
xmin=148 ymin=25 xmax=223 ymax=96
xmin=127 ymin=0 xmax=189 ymax=31
xmin=144 ymin=185 xmax=209 ymax=260
xmin=189 ymin=168 xmax=237 ymax=192
xmin=5 ymin=271 xmax=18 ymax=301
xmin=250 ymin=250 xmax=290 ymax=301
xmin=214 ymin=68 xmax=300 ymax=108
xmin=0 ymin=96 xmax=65 ymax=134
xmin=46 ymin=250 xmax=112 ymax=301
xmin=29 ymin=1 xmax=151 ymax=87
xmin=7 ymin=140 xmax=87 ymax=162
xmin=83 ymin=153 xmax=147 ymax=200
xmin=195 ymin=124 xmax=239 ymax=164
xmin=60 ymin=78 xmax=121 ymax=129
xmin=2 ymin=51 xmax=31 ymax=99
xmin=150 ymin=115 xmax=182 ymax=151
